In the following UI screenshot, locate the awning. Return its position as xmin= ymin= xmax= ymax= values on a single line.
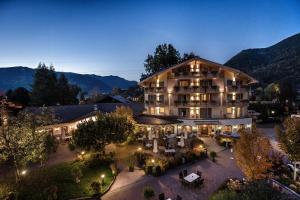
xmin=194 ymin=120 xmax=220 ymax=125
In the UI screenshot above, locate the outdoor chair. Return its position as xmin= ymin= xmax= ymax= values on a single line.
xmin=196 ymin=170 xmax=202 ymax=177
xmin=158 ymin=193 xmax=165 ymax=200
xmin=176 ymin=195 xmax=182 ymax=200
xmin=183 ymin=169 xmax=187 ymax=176
xmin=179 ymin=171 xmax=183 ymax=179
xmin=199 ymin=178 xmax=204 ymax=185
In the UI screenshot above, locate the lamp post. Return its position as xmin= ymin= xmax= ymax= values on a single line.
xmin=100 ymin=174 xmax=105 ymax=185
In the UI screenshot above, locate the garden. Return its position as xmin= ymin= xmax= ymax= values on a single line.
xmin=0 ymin=153 xmax=115 ymax=200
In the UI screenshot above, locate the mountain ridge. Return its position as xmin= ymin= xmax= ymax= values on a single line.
xmin=225 ymin=33 xmax=300 ymax=85
xmin=0 ymin=66 xmax=137 ymax=93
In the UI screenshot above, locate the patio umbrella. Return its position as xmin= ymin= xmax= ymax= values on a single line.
xmin=153 ymin=139 xmax=158 ymax=153
xmin=184 ymin=130 xmax=188 ymax=139
xmin=148 ymin=131 xmax=152 ymax=140
xmin=180 ymin=135 xmax=185 ymax=147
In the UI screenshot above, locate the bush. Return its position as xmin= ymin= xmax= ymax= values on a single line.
xmin=71 ymin=166 xmax=82 ymax=183
xmin=143 ymin=187 xmax=154 ymax=199
xmin=210 ymin=151 xmax=217 ymax=162
xmin=44 ymin=135 xmax=59 ymax=154
xmin=126 ymin=132 xmax=136 ymax=144
xmin=153 ymin=165 xmax=162 ymax=177
xmin=90 ymin=181 xmax=100 ymax=195
xmin=146 ymin=166 xmax=153 ymax=175
xmin=209 ymin=189 xmax=238 ymax=200
xmin=134 ymin=151 xmax=147 ymax=167
xmin=43 ymin=185 xmax=58 ymax=200
xmin=68 ymin=141 xmax=76 ymax=151
xmin=84 ymin=153 xmax=114 ymax=169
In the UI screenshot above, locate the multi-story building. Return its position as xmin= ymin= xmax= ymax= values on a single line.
xmin=138 ymin=57 xmax=258 ymax=136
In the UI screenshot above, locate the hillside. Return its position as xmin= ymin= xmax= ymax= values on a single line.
xmin=0 ymin=67 xmax=137 ymax=93
xmin=225 ymin=33 xmax=300 ymax=85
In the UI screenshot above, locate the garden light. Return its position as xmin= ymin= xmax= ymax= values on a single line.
xmin=151 ymin=159 xmax=155 ymax=163
xmin=21 ymin=170 xmax=27 ymax=175
xmin=81 ymin=151 xmax=85 ymax=155
xmin=101 ymin=174 xmax=105 ymax=179
xmin=137 ymin=147 xmax=142 ymax=151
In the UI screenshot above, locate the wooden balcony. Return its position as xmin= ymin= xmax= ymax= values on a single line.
xmin=145 ymin=100 xmax=167 ymax=106
xmin=174 ymin=85 xmax=219 ymax=93
xmin=144 ymin=87 xmax=166 ymax=93
xmin=174 ymin=100 xmax=219 ymax=107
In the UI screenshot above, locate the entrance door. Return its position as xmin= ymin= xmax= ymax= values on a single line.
xmin=198 ymin=125 xmax=214 ymax=136
xmin=199 ymin=125 xmax=209 ymax=135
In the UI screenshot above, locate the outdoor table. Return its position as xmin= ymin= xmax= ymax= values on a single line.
xmin=184 ymin=173 xmax=200 ymax=183
xmin=164 ymin=149 xmax=176 ymax=153
xmin=145 ymin=143 xmax=152 ymax=147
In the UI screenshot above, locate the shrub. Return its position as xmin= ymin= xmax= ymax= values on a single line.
xmin=126 ymin=132 xmax=136 ymax=144
xmin=71 ymin=166 xmax=82 ymax=183
xmin=68 ymin=141 xmax=76 ymax=151
xmin=146 ymin=166 xmax=153 ymax=175
xmin=153 ymin=165 xmax=162 ymax=176
xmin=90 ymin=181 xmax=101 ymax=194
xmin=143 ymin=187 xmax=155 ymax=199
xmin=210 ymin=151 xmax=217 ymax=162
xmin=44 ymin=135 xmax=59 ymax=154
xmin=209 ymin=189 xmax=238 ymax=200
xmin=84 ymin=153 xmax=114 ymax=168
xmin=134 ymin=151 xmax=147 ymax=167
xmin=43 ymin=185 xmax=58 ymax=200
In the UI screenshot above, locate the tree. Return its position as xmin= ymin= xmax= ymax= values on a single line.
xmin=114 ymin=106 xmax=134 ymax=123
xmin=264 ymin=83 xmax=280 ymax=101
xmin=143 ymin=44 xmax=181 ymax=78
xmin=181 ymin=52 xmax=198 ymax=62
xmin=0 ymin=107 xmax=56 ymax=183
xmin=31 ymin=63 xmax=81 ymax=106
xmin=6 ymin=87 xmax=30 ymax=106
xmin=275 ymin=117 xmax=300 ymax=180
xmin=278 ymin=78 xmax=297 ymax=105
xmin=234 ymin=127 xmax=273 ymax=180
xmin=31 ymin=63 xmax=58 ymax=106
xmin=72 ymin=112 xmax=134 ymax=153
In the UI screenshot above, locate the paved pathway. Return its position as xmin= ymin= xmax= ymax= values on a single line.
xmin=103 ymin=139 xmax=243 ymax=200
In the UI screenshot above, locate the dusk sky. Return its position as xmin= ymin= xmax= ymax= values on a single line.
xmin=0 ymin=0 xmax=299 ymax=81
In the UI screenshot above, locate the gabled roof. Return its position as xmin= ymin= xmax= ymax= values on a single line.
xmin=139 ymin=57 xmax=258 ymax=85
xmin=25 ymin=102 xmax=145 ymax=124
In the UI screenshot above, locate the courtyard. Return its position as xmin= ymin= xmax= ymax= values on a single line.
xmin=103 ymin=138 xmax=244 ymax=200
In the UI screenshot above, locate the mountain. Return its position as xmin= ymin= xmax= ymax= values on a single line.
xmin=225 ymin=33 xmax=300 ymax=85
xmin=0 ymin=67 xmax=137 ymax=93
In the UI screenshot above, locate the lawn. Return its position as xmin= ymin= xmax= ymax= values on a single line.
xmin=0 ymin=160 xmax=114 ymax=200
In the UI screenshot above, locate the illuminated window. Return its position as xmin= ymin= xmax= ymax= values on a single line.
xmin=226 ymin=107 xmax=232 ymax=114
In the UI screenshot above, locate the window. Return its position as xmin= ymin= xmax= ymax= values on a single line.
xmin=227 ymin=80 xmax=233 ymax=86
xmin=223 ymin=125 xmax=232 ymax=133
xmin=150 ymin=107 xmax=155 ymax=115
xmin=200 ymin=108 xmax=212 ymax=118
xmin=178 ymin=108 xmax=189 ymax=117
xmin=226 ymin=107 xmax=232 ymax=114
xmin=157 ymin=107 xmax=165 ymax=115
xmin=179 ymin=80 xmax=190 ymax=87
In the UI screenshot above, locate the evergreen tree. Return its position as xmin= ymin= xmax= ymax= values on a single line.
xmin=31 ymin=63 xmax=81 ymax=106
xmin=31 ymin=63 xmax=58 ymax=106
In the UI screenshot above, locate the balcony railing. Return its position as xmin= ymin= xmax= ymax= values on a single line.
xmin=175 ymin=100 xmax=219 ymax=107
xmin=172 ymin=70 xmax=219 ymax=78
xmin=145 ymin=100 xmax=167 ymax=106
xmin=227 ymin=85 xmax=249 ymax=93
xmin=144 ymin=87 xmax=166 ymax=93
xmin=226 ymin=99 xmax=249 ymax=106
xmin=174 ymin=85 xmax=219 ymax=93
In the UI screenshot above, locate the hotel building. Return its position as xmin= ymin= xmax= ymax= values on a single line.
xmin=138 ymin=57 xmax=258 ymax=136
